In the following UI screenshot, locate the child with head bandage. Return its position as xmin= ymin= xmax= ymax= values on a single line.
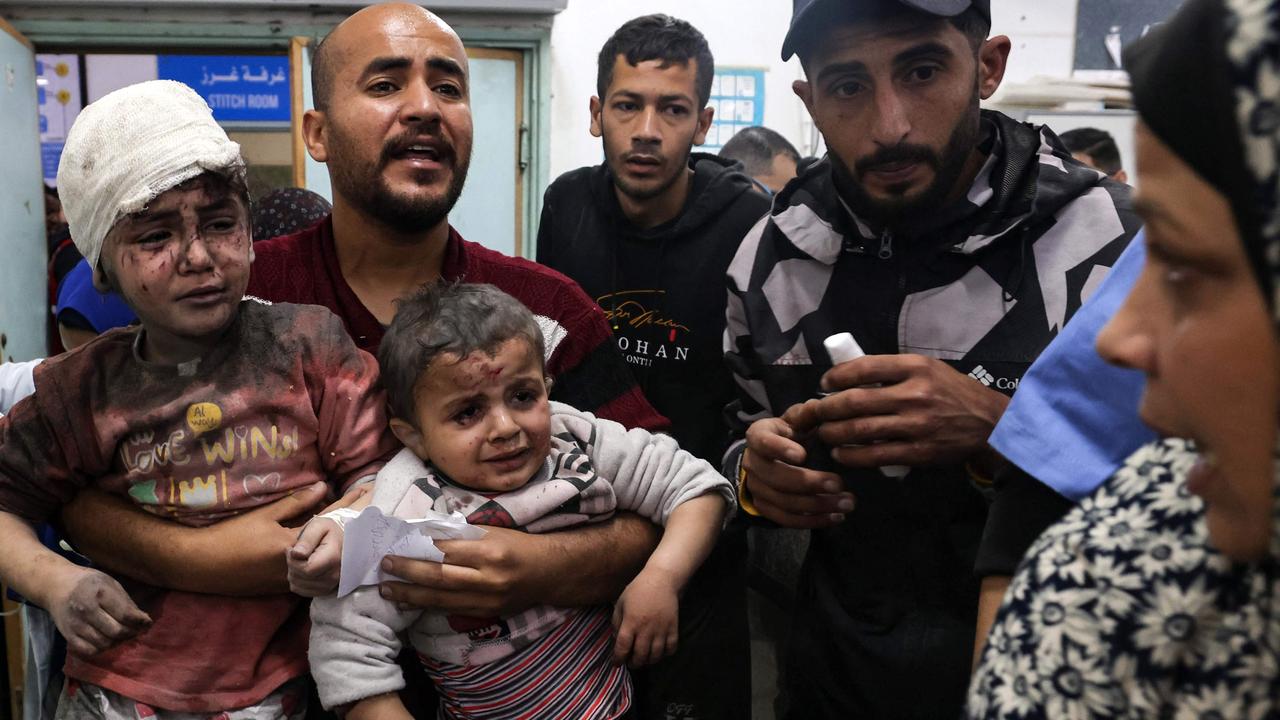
xmin=0 ymin=80 xmax=397 ymax=719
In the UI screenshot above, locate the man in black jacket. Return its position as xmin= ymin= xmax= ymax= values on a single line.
xmin=727 ymin=0 xmax=1141 ymax=717
xmin=536 ymin=14 xmax=770 ymax=720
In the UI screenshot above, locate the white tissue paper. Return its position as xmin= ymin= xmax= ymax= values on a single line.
xmin=338 ymin=505 xmax=487 ymax=597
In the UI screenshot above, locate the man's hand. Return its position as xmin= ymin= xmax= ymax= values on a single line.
xmin=742 ymin=417 xmax=854 ymax=529
xmin=379 ymin=526 xmax=550 ymax=617
xmin=61 ymin=481 xmax=330 ymax=595
xmin=45 ymin=565 xmax=152 ymax=657
xmin=380 ymin=515 xmax=657 ymax=614
xmin=783 ymin=354 xmax=1010 ymax=470
xmin=204 ymin=481 xmax=330 ymax=574
xmin=611 ymin=569 xmax=679 ymax=668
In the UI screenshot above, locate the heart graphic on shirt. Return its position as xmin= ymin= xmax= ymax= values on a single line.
xmin=242 ymin=472 xmax=282 ymax=497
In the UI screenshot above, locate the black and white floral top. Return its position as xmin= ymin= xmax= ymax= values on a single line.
xmin=967 ymin=439 xmax=1280 ymax=719
xmin=970 ymin=0 xmax=1280 ymax=715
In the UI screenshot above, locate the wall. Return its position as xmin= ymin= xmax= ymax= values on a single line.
xmin=0 ymin=21 xmax=47 ymax=362
xmin=546 ymin=1 xmax=1088 ymax=180
xmin=990 ymin=1 xmax=1080 ymax=85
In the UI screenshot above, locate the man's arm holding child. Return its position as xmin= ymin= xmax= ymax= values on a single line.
xmin=378 ymin=515 xmax=660 ymax=614
xmin=64 ymin=483 xmax=334 ymax=594
xmin=71 ymin=464 xmax=657 ymax=603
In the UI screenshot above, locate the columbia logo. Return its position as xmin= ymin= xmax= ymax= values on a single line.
xmin=968 ymin=364 xmax=995 ymax=386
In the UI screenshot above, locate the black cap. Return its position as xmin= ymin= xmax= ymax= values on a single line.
xmin=782 ymin=0 xmax=991 ymax=60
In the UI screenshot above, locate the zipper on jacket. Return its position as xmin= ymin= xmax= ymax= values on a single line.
xmin=877 ymin=230 xmax=894 ymax=260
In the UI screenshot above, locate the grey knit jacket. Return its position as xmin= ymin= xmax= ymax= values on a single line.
xmin=309 ymin=401 xmax=735 ymax=710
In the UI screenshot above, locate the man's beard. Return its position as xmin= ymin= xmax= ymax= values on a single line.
xmin=833 ymin=88 xmax=981 ymax=228
xmin=328 ymin=126 xmax=470 ymax=235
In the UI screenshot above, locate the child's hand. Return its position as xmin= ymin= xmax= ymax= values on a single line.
xmin=287 ymin=516 xmax=344 ymax=597
xmin=286 ymin=487 xmax=369 ymax=596
xmin=611 ymin=569 xmax=679 ymax=668
xmin=47 ymin=566 xmax=151 ymax=657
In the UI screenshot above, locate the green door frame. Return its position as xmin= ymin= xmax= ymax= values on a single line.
xmin=8 ymin=16 xmax=552 ymax=253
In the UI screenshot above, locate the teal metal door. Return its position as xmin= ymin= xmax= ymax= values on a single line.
xmin=0 ymin=20 xmax=46 ymax=362
xmin=451 ymin=49 xmax=522 ymax=257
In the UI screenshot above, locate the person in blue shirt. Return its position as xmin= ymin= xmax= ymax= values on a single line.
xmin=972 ymin=233 xmax=1155 ymax=661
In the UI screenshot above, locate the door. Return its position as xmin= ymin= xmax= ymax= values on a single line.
xmin=289 ymin=36 xmax=332 ymax=202
xmin=0 ymin=14 xmax=41 ymax=719
xmin=0 ymin=19 xmax=46 ymax=364
xmin=288 ymin=40 xmax=525 ymax=256
xmin=451 ymin=48 xmax=524 ymax=257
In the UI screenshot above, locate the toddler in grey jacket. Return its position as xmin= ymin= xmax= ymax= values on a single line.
xmin=291 ymin=283 xmax=734 ymax=720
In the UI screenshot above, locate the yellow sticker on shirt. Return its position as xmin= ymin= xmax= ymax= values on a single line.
xmin=186 ymin=402 xmax=222 ymax=437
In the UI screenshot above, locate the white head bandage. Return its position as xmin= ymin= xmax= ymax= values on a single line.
xmin=55 ymin=80 xmax=244 ymax=271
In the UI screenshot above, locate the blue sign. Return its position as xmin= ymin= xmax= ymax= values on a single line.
xmin=157 ymin=55 xmax=290 ymax=123
xmin=41 ymin=142 xmax=65 ymax=185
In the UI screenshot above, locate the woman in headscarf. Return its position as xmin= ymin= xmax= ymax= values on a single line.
xmin=966 ymin=0 xmax=1280 ymax=716
xmin=250 ymin=187 xmax=332 ymax=242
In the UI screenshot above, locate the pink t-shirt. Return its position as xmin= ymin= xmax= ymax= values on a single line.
xmin=0 ymin=300 xmax=398 ymax=711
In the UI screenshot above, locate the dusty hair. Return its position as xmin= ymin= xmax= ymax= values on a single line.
xmin=378 ymin=282 xmax=546 ymax=421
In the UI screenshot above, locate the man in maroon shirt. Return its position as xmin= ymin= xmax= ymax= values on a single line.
xmin=247 ymin=8 xmax=663 ymax=427
xmin=59 ymin=2 xmax=665 ymax=678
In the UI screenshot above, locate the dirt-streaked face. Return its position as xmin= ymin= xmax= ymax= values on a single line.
xmin=97 ymin=175 xmax=252 ymax=364
xmin=393 ymin=339 xmax=552 ymax=493
xmin=1098 ymin=122 xmax=1279 ymax=561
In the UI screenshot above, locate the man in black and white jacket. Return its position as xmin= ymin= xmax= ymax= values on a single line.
xmin=726 ymin=0 xmax=1141 ymax=717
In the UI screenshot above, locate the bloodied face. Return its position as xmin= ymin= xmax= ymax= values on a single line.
xmin=96 ymin=173 xmax=252 ymax=365
xmin=393 ymin=338 xmax=552 ymax=492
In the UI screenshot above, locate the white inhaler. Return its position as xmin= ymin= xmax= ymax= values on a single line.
xmin=823 ymin=333 xmax=911 ymax=479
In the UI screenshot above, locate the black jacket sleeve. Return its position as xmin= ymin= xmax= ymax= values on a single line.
xmin=974 ymin=462 xmax=1075 ymax=577
xmin=534 ymin=188 xmax=555 ymax=266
